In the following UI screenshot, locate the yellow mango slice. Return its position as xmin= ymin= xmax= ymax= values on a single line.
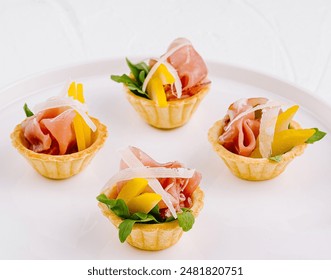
xmin=68 ymin=82 xmax=86 ymax=151
xmin=76 ymin=83 xmax=85 ymax=103
xmin=271 ymin=128 xmax=315 ymax=156
xmin=146 ymin=76 xmax=168 ymax=107
xmin=77 ymin=83 xmax=91 ymax=148
xmin=154 ymin=64 xmax=175 ymax=85
xmin=117 ymin=178 xmax=148 ymax=204
xmin=68 ymin=82 xmax=92 ymax=151
xmin=146 ymin=64 xmax=175 ymax=107
xmin=73 ymin=116 xmax=86 ymax=151
xmin=275 ymin=105 xmax=299 ymax=133
xmin=127 ymin=193 xmax=162 ymax=214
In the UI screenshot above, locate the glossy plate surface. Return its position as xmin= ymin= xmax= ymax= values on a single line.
xmin=0 ymin=60 xmax=330 ymax=259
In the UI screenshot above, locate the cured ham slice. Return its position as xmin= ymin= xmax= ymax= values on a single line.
xmin=21 ymin=117 xmax=52 ymax=153
xmin=219 ymin=98 xmax=267 ymax=157
xmin=41 ymin=109 xmax=77 ymax=155
xmin=21 ymin=108 xmax=77 ymax=155
xmin=117 ymin=147 xmax=201 ymax=216
xmin=167 ymin=38 xmax=209 ymax=92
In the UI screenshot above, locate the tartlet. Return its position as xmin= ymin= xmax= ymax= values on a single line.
xmin=97 ymin=146 xmax=204 ymax=251
xmin=208 ymin=119 xmax=306 ymax=180
xmin=111 ymin=38 xmax=210 ymax=129
xmin=11 ymin=117 xmax=107 ymax=179
xmin=10 ymin=82 xmax=108 ymax=179
xmin=99 ymin=184 xmax=204 ymax=251
xmin=125 ymin=85 xmax=209 ymax=129
xmin=208 ymin=97 xmax=326 ymax=181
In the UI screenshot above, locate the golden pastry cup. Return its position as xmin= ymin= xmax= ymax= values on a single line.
xmin=208 ymin=119 xmax=307 ymax=181
xmin=98 ymin=186 xmax=204 ymax=251
xmin=10 ymin=117 xmax=108 ymax=180
xmin=125 ymin=85 xmax=210 ymax=129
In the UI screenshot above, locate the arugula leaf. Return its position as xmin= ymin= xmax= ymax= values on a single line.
xmin=110 ymin=58 xmax=150 ymax=98
xmin=119 ymin=219 xmax=136 ymax=243
xmin=96 ymin=194 xmax=116 ymax=207
xmin=111 ymin=73 xmax=137 ymax=85
xmin=96 ymin=194 xmax=130 ymax=219
xmin=149 ymin=204 xmax=162 ymax=221
xmin=118 ymin=213 xmax=161 ymax=243
xmin=138 ymin=70 xmax=146 ymax=84
xmin=306 ymin=128 xmax=327 ymax=144
xmin=134 ymin=61 xmax=150 ymax=73
xmin=23 ymin=103 xmax=34 ymax=117
xmin=111 ymin=74 xmax=148 ymax=97
xmin=97 ymin=195 xmax=196 ymax=243
xmin=177 ymin=208 xmax=195 ymax=232
xmin=131 ymin=212 xmax=150 ymax=221
xmin=269 ymin=155 xmax=282 ymax=162
xmin=126 ymin=58 xmax=140 ymax=82
xmin=111 ymin=199 xmax=130 ymax=218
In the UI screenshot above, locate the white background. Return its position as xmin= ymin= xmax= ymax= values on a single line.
xmin=1 ymin=0 xmax=331 ymax=106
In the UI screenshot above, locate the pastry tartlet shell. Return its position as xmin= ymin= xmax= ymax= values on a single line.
xmin=125 ymin=85 xmax=210 ymax=129
xmin=208 ymin=119 xmax=307 ymax=181
xmin=11 ymin=117 xmax=107 ymax=179
xmin=98 ymin=186 xmax=204 ymax=251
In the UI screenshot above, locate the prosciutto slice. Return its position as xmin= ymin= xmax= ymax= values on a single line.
xmin=219 ymin=98 xmax=268 ymax=157
xmin=21 ymin=117 xmax=52 ymax=153
xmin=117 ymin=146 xmax=201 ymax=217
xmin=167 ymin=38 xmax=208 ymax=90
xmin=21 ymin=108 xmax=77 ymax=155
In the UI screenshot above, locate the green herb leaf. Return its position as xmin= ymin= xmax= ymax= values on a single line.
xmin=111 ymin=74 xmax=148 ymax=97
xmin=306 ymin=128 xmax=327 ymax=144
xmin=131 ymin=212 xmax=148 ymax=220
xmin=269 ymin=155 xmax=282 ymax=162
xmin=98 ymin=195 xmax=196 ymax=242
xmin=138 ymin=70 xmax=146 ymax=84
xmin=96 ymin=194 xmax=116 ymax=207
xmin=111 ymin=199 xmax=130 ymax=218
xmin=118 ymin=219 xmax=136 ymax=243
xmin=126 ymin=58 xmax=140 ymax=82
xmin=96 ymin=195 xmax=130 ymax=219
xmin=23 ymin=103 xmax=34 ymax=117
xmin=149 ymin=204 xmax=161 ymax=220
xmin=111 ymin=73 xmax=138 ymax=86
xmin=111 ymin=58 xmax=150 ymax=98
xmin=177 ymin=209 xmax=195 ymax=232
xmin=131 ymin=212 xmax=160 ymax=223
xmin=135 ymin=61 xmax=150 ymax=73
xmin=126 ymin=58 xmax=150 ymax=84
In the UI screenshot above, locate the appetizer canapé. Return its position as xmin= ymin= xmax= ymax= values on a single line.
xmin=111 ymin=38 xmax=210 ymax=129
xmin=97 ymin=146 xmax=204 ymax=250
xmin=208 ymin=97 xmax=326 ymax=180
xmin=11 ymin=82 xmax=107 ymax=179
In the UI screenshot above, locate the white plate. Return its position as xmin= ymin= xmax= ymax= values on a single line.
xmin=0 ymin=60 xmax=330 ymax=260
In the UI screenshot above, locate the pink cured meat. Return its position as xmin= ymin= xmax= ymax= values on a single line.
xmin=167 ymin=38 xmax=208 ymax=90
xmin=21 ymin=107 xmax=77 ymax=155
xmin=21 ymin=117 xmax=52 ymax=153
xmin=219 ymin=98 xmax=268 ymax=157
xmin=117 ymin=147 xmax=201 ymax=215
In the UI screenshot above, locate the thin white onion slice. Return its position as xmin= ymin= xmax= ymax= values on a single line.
xmin=162 ymin=61 xmax=183 ymax=98
xmin=118 ymin=147 xmax=180 ymax=218
xmin=259 ymin=103 xmax=281 ymax=158
xmin=142 ymin=40 xmax=192 ymax=94
xmin=223 ymin=100 xmax=282 ymax=133
xmin=33 ymin=96 xmax=96 ymax=132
